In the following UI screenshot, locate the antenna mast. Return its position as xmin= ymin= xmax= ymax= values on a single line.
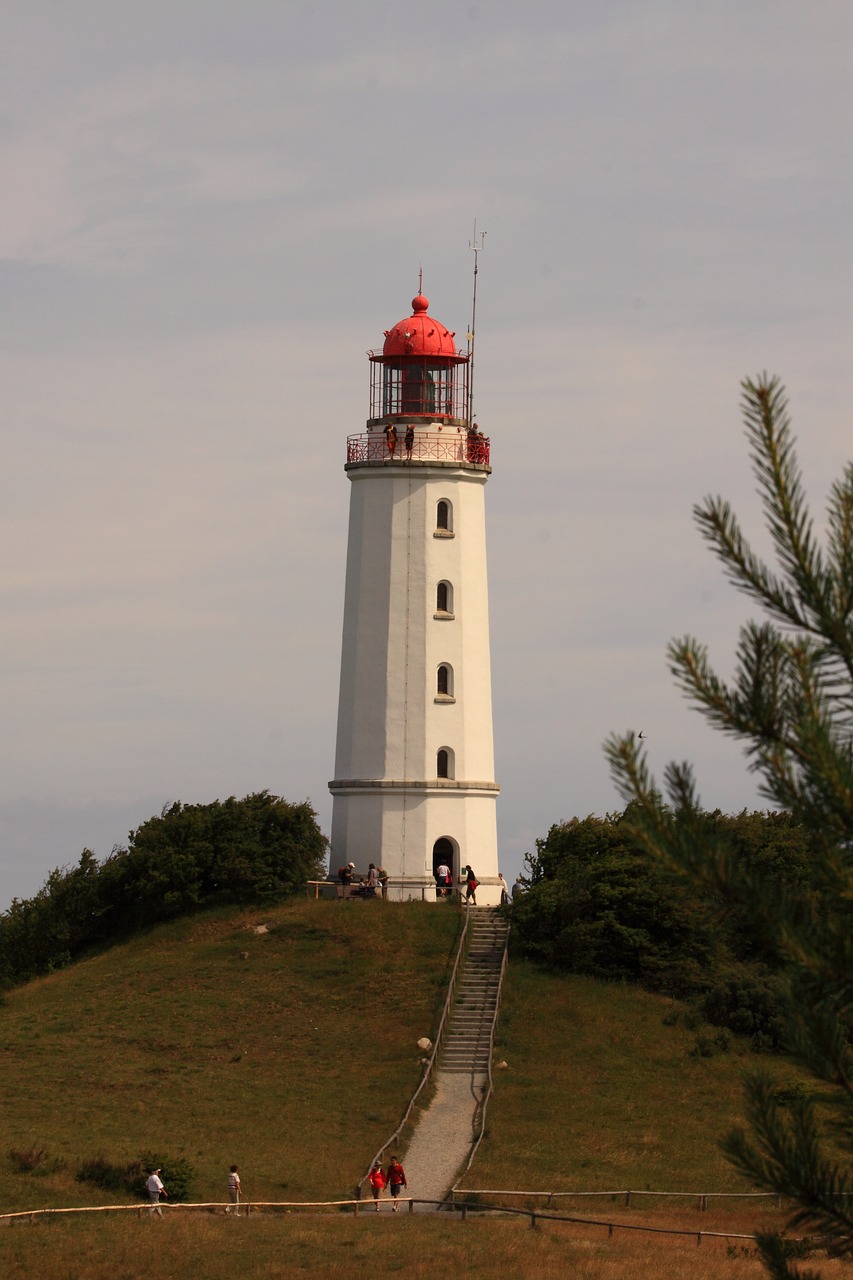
xmin=466 ymin=220 xmax=486 ymax=427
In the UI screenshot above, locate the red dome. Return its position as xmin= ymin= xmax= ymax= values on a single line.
xmin=382 ymin=294 xmax=458 ymax=359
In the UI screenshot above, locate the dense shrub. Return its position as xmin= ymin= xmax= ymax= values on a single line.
xmin=511 ymin=808 xmax=820 ymax=1048
xmin=511 ymin=812 xmax=720 ymax=995
xmin=698 ymin=965 xmax=787 ymax=1051
xmin=0 ymin=793 xmax=327 ymax=989
xmin=135 ymin=1153 xmax=195 ymax=1203
xmin=75 ymin=1153 xmax=195 ymax=1202
xmin=76 ymin=1155 xmax=137 ymax=1193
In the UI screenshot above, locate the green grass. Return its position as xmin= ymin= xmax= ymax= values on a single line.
xmin=0 ymin=900 xmax=461 ymax=1211
xmin=462 ymin=960 xmax=796 ymax=1196
xmin=1 ymin=901 xmax=834 ymax=1279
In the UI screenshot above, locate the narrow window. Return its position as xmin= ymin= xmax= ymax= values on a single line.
xmin=437 ymin=748 xmax=455 ymax=779
xmin=436 ymin=500 xmax=452 ymax=531
xmin=435 ymin=581 xmax=454 ymax=615
xmin=437 ymin=664 xmax=451 ymax=696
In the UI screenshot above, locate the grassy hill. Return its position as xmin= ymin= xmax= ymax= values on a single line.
xmin=1 ymin=900 xmax=839 ymax=1279
xmin=0 ymin=899 xmax=460 ymax=1211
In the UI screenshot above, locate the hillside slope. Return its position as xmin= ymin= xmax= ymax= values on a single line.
xmin=2 ymin=902 xmax=800 ymax=1215
xmin=0 ymin=900 xmax=460 ymax=1211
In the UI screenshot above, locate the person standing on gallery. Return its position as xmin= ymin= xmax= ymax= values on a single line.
xmin=147 ymin=1167 xmax=167 ymax=1217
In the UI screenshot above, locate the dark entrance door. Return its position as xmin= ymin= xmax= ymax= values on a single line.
xmin=432 ymin=838 xmax=454 ymax=899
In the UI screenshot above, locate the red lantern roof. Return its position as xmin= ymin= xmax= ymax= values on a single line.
xmin=382 ymin=294 xmax=459 ymax=359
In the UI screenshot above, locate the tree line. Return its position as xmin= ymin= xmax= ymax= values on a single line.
xmin=0 ymin=792 xmax=327 ymax=989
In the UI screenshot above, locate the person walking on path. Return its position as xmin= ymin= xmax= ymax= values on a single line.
xmin=368 ymin=1162 xmax=386 ymax=1210
xmin=227 ymin=1164 xmax=241 ymax=1212
xmin=146 ymin=1168 xmax=167 ymax=1217
xmin=463 ymin=864 xmax=478 ymax=906
xmin=385 ymin=1156 xmax=407 ymax=1211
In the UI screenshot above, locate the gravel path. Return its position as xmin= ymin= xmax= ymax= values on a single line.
xmin=393 ymin=1070 xmax=488 ymax=1210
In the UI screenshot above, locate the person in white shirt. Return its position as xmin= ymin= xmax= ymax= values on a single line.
xmin=227 ymin=1165 xmax=241 ymax=1212
xmin=436 ymin=862 xmax=451 ymax=898
xmin=146 ymin=1168 xmax=166 ymax=1217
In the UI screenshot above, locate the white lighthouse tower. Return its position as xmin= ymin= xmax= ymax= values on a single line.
xmin=329 ymin=284 xmax=501 ymax=903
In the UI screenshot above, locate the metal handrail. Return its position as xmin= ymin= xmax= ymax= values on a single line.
xmin=360 ymin=905 xmax=470 ymax=1184
xmin=451 ymin=914 xmax=510 ymax=1189
xmin=346 ymin=430 xmax=490 ymax=467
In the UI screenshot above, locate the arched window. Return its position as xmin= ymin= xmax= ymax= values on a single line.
xmin=437 ymin=748 xmax=454 ymax=779
xmin=437 ymin=664 xmax=452 ymax=696
xmin=435 ymin=500 xmax=453 ymax=535
xmin=436 ymin=581 xmax=454 ymax=615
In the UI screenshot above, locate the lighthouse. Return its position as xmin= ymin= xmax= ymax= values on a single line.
xmin=329 ymin=286 xmax=500 ymax=904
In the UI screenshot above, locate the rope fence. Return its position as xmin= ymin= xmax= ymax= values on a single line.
xmin=0 ymin=1197 xmax=766 ymax=1244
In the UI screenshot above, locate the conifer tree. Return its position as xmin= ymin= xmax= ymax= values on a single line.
xmin=605 ymin=376 xmax=853 ymax=1277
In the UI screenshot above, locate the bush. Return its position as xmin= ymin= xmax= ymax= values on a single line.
xmin=76 ymin=1156 xmax=143 ymax=1194
xmin=689 ymin=1029 xmax=731 ymax=1058
xmin=75 ymin=1152 xmax=195 ymax=1202
xmin=511 ymin=814 xmax=719 ymax=995
xmin=698 ymin=966 xmax=786 ymax=1051
xmin=135 ymin=1153 xmax=195 ymax=1203
xmin=10 ymin=1146 xmax=65 ymax=1176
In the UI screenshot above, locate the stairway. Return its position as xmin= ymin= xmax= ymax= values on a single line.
xmin=439 ymin=908 xmax=509 ymax=1074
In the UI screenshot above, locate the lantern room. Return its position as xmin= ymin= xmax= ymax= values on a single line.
xmin=368 ymin=293 xmax=469 ymax=424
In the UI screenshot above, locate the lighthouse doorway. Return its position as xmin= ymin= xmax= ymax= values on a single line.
xmin=432 ymin=837 xmax=457 ymax=898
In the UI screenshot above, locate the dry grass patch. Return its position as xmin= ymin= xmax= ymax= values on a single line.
xmin=0 ymin=1213 xmax=848 ymax=1280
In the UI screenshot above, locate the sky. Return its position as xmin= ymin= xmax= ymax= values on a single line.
xmin=2 ymin=1 xmax=852 ymax=910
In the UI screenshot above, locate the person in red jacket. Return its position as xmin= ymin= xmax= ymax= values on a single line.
xmin=385 ymin=1156 xmax=407 ymax=1211
xmin=368 ymin=1162 xmax=386 ymax=1210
